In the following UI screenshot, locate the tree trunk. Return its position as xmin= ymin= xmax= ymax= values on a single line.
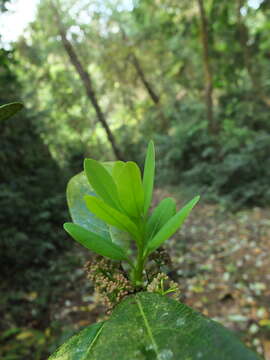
xmin=236 ymin=0 xmax=270 ymax=107
xmin=130 ymin=53 xmax=169 ymax=130
xmin=197 ymin=0 xmax=217 ymax=135
xmin=50 ymin=2 xmax=124 ymax=160
xmin=118 ymin=26 xmax=168 ymax=130
xmin=130 ymin=53 xmax=160 ymax=105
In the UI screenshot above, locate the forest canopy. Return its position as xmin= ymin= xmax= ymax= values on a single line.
xmin=3 ymin=0 xmax=269 ymax=208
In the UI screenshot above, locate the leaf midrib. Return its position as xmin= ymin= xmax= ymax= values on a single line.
xmin=135 ymin=295 xmax=160 ymax=358
xmin=85 ymin=322 xmax=105 ymax=358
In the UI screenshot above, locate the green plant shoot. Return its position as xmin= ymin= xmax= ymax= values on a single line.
xmin=64 ymin=141 xmax=200 ymax=286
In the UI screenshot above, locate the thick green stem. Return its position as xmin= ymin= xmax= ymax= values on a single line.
xmin=131 ymin=217 xmax=147 ymax=286
xmin=132 ymin=249 xmax=145 ymax=286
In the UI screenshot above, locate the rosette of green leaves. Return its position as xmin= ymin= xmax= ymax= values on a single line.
xmin=64 ymin=141 xmax=199 ymax=281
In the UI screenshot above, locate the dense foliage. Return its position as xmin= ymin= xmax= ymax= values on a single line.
xmin=11 ymin=0 xmax=270 ymax=209
xmin=0 ymin=30 xmax=72 ymax=359
xmin=0 ymin=46 xmax=70 ymax=282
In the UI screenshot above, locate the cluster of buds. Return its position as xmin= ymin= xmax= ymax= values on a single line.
xmin=147 ymin=272 xmax=180 ymax=299
xmin=84 ymin=251 xmax=180 ymax=311
xmin=85 ymin=256 xmax=134 ymax=311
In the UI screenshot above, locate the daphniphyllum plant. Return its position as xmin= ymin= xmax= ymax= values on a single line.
xmin=49 ymin=140 xmax=261 ymax=360
xmin=64 ymin=141 xmax=199 ymax=288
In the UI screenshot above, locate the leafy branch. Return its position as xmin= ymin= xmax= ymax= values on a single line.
xmin=64 ymin=141 xmax=199 ymax=286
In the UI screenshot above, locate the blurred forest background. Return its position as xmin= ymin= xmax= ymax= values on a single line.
xmin=1 ymin=0 xmax=270 ymax=359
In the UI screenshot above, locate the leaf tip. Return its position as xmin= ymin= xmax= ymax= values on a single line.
xmin=193 ymin=195 xmax=200 ymax=204
xmin=63 ymin=222 xmax=72 ymax=232
xmin=83 ymin=158 xmax=93 ymax=169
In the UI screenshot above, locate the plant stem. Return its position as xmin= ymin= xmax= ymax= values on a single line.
xmin=131 ymin=217 xmax=147 ymax=286
xmin=133 ymin=249 xmax=145 ymax=286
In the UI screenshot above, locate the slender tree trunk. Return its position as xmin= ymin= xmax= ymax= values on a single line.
xmin=118 ymin=26 xmax=169 ymax=129
xmin=119 ymin=26 xmax=160 ymax=106
xmin=197 ymin=0 xmax=217 ymax=135
xmin=130 ymin=53 xmax=160 ymax=105
xmin=50 ymin=2 xmax=124 ymax=160
xmin=130 ymin=53 xmax=169 ymax=130
xmin=236 ymin=0 xmax=270 ymax=107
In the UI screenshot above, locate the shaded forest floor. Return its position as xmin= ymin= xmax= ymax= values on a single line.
xmin=1 ymin=188 xmax=270 ymax=359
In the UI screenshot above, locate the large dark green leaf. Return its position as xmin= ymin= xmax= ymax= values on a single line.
xmin=0 ymin=102 xmax=23 ymax=121
xmin=49 ymin=322 xmax=104 ymax=360
xmin=49 ymin=292 xmax=261 ymax=360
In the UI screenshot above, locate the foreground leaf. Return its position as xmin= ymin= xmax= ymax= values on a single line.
xmin=0 ymin=102 xmax=23 ymax=121
xmin=64 ymin=223 xmax=127 ymax=260
xmin=49 ymin=292 xmax=261 ymax=360
xmin=146 ymin=195 xmax=200 ymax=254
xmin=143 ymin=141 xmax=155 ymax=215
xmin=49 ymin=322 xmax=104 ymax=360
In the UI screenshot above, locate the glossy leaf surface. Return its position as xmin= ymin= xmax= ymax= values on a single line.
xmin=64 ymin=223 xmax=127 ymax=260
xmin=49 ymin=322 xmax=104 ymax=360
xmin=146 ymin=195 xmax=200 ymax=254
xmin=0 ymin=102 xmax=23 ymax=121
xmin=66 ymin=171 xmax=110 ymax=240
xmin=49 ymin=292 xmax=260 ymax=360
xmin=143 ymin=141 xmax=155 ymax=215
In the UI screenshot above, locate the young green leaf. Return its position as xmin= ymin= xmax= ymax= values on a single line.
xmin=112 ymin=160 xmax=126 ymax=179
xmin=84 ymin=159 xmax=121 ymax=210
xmin=63 ymin=223 xmax=127 ymax=260
xmin=85 ymin=195 xmax=140 ymax=241
xmin=66 ymin=171 xmax=111 ymax=240
xmin=143 ymin=141 xmax=155 ymax=216
xmin=112 ymin=161 xmax=144 ymax=218
xmin=146 ymin=195 xmax=200 ymax=254
xmin=145 ymin=197 xmax=176 ymax=241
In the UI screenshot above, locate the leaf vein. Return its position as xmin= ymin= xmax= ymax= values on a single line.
xmin=85 ymin=322 xmax=104 ymax=358
xmin=135 ymin=296 xmax=159 ymax=357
